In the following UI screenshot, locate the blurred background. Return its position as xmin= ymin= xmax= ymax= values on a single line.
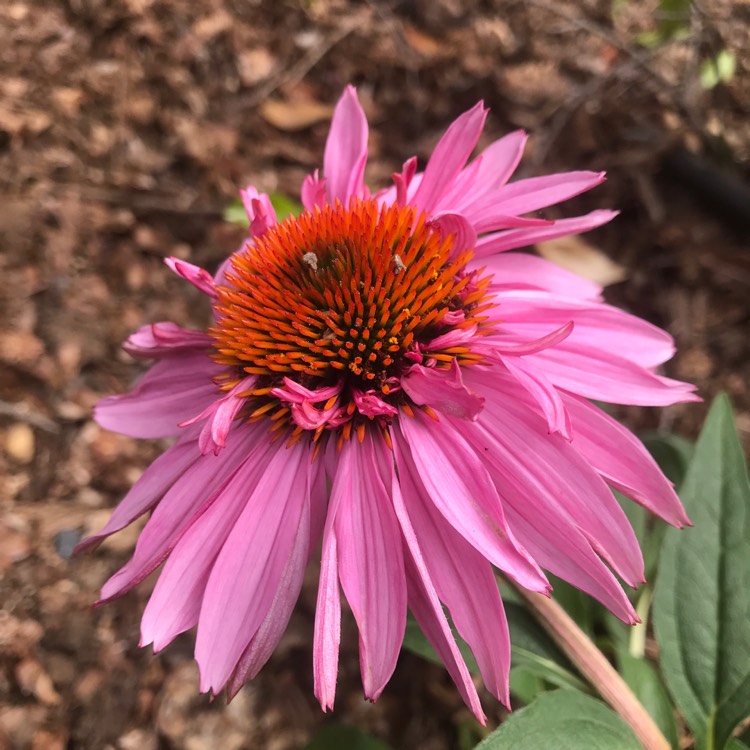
xmin=0 ymin=0 xmax=748 ymax=748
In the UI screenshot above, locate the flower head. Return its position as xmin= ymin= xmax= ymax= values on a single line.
xmin=83 ymin=85 xmax=697 ymax=722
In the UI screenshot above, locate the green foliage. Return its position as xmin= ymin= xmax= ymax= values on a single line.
xmin=223 ymin=192 xmax=302 ymax=227
xmin=303 ymin=725 xmax=392 ymax=750
xmin=616 ymin=651 xmax=679 ymax=749
xmin=475 ymin=690 xmax=641 ymax=749
xmin=635 ymin=0 xmax=692 ymax=47
xmin=701 ymin=50 xmax=737 ymax=89
xmin=401 ymin=604 xmax=588 ymax=704
xmin=653 ymin=395 xmax=750 ymax=750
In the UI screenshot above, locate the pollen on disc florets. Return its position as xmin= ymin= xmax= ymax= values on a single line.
xmin=210 ymin=198 xmax=492 ymax=442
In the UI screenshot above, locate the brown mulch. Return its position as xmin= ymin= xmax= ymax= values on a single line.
xmin=1 ymin=1 xmax=748 ymax=748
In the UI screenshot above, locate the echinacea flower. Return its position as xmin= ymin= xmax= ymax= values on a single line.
xmin=81 ymin=86 xmax=697 ymax=722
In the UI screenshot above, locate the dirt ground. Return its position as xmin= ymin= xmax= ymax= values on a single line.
xmin=1 ymin=1 xmax=748 ymax=748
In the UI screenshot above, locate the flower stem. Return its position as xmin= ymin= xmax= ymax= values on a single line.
xmin=514 ymin=586 xmax=671 ymax=750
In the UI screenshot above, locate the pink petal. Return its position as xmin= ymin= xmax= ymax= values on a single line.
xmin=411 ymin=102 xmax=488 ymax=214
xmin=394 ymin=413 xmax=548 ymax=593
xmin=471 ymin=251 xmax=603 ymax=300
xmin=467 ymin=171 xmax=606 ymax=229
xmin=525 ymin=344 xmax=698 ymax=406
xmin=95 ymin=352 xmax=223 ymax=439
xmin=164 ymin=257 xmax=217 ymax=297
xmin=98 ymin=422 xmax=265 ymax=602
xmin=401 ymin=360 xmax=484 ymax=420
xmin=428 ymin=212 xmax=478 ymax=257
xmin=394 ymin=442 xmax=511 ymax=706
xmin=392 ymin=156 xmax=418 ymax=206
xmin=313 ymin=453 xmax=345 ymax=711
xmin=334 ymin=432 xmax=407 ymax=701
xmin=239 ymin=186 xmax=277 ymax=237
xmin=483 ymin=320 xmax=575 ymax=356
xmin=487 ymin=290 xmax=676 ymax=368
xmin=504 ymin=500 xmax=637 ymax=623
xmin=324 ymin=85 xmax=369 ymax=203
xmin=470 ymin=130 xmax=528 ymax=193
xmin=301 ymin=169 xmax=327 ymax=211
xmin=474 ymin=210 xmax=618 ymax=257
xmin=562 ymin=393 xmax=690 ymax=527
xmin=462 ymin=368 xmax=645 ymax=587
xmin=74 ymin=431 xmax=201 ymax=553
xmin=499 ymin=356 xmax=572 ymax=438
xmin=139 ymin=444 xmax=273 ymax=652
xmin=226 ymin=496 xmax=311 ymax=698
xmin=123 ymin=322 xmax=212 ymax=358
xmin=195 ymin=440 xmax=311 ymax=693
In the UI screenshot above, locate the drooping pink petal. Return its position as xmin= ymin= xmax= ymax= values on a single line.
xmin=324 ymin=85 xmax=369 ymax=203
xmin=474 ymin=210 xmax=618 ymax=257
xmin=195 ymin=439 xmax=311 ymax=694
xmin=334 ymin=432 xmax=407 ymax=701
xmin=313 ymin=448 xmax=346 ymax=711
xmin=472 ymin=251 xmax=603 ymax=301
xmin=401 ymin=360 xmax=484 ymax=420
xmin=394 ymin=441 xmax=511 ymax=705
xmin=428 ymin=212 xmax=477 ymax=257
xmin=486 ymin=290 xmax=677 ymax=368
xmin=410 ymin=102 xmax=488 ymax=214
xmin=98 ymin=422 xmax=265 ymax=602
xmin=226 ymin=496 xmax=311 ymax=698
xmin=182 ymin=375 xmax=257 ymax=455
xmin=94 ymin=351 xmax=223 ymax=439
xmin=523 ymin=343 xmax=698 ymax=406
xmin=139 ymin=440 xmax=275 ymax=652
xmin=482 ymin=320 xmax=574 ymax=357
xmin=461 ymin=368 xmax=645 ymax=587
xmin=123 ymin=322 xmax=212 ymax=358
xmin=352 ymin=388 xmax=398 ymax=418
xmin=394 ymin=413 xmax=548 ymax=593
xmin=165 ymin=257 xmax=217 ymax=297
xmin=499 ymin=356 xmax=572 ymax=438
xmin=74 ymin=430 xmax=201 ymax=553
xmin=562 ymin=393 xmax=690 ymax=527
xmin=403 ymin=560 xmax=486 ymax=722
xmin=503 ymin=500 xmax=638 ymax=623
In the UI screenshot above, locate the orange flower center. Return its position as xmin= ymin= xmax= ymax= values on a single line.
xmin=210 ymin=199 xmax=492 ymax=443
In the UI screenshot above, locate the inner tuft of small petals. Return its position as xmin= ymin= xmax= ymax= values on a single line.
xmin=210 ymin=199 xmax=492 ymax=443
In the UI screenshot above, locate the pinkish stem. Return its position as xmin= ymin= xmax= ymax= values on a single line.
xmin=515 ymin=587 xmax=671 ymax=750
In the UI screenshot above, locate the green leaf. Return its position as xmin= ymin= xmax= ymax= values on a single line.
xmin=222 ymin=192 xmax=302 ymax=228
xmin=269 ymin=191 xmax=302 ymax=221
xmin=476 ymin=690 xmax=641 ymax=749
xmin=617 ymin=652 xmax=679 ymax=749
xmin=303 ymin=725 xmax=392 ymax=750
xmin=701 ymin=50 xmax=737 ymax=89
xmin=653 ymin=395 xmax=750 ymax=750
xmin=546 ymin=575 xmax=597 ymax=634
xmin=509 ymin=666 xmax=546 ymax=704
xmin=402 ymin=606 xmax=589 ymax=700
xmin=223 ymin=198 xmax=249 ymax=227
xmin=726 ymin=741 xmax=750 ymax=750
xmin=402 ymin=613 xmax=479 ymax=673
xmin=640 ymin=432 xmax=695 ymax=489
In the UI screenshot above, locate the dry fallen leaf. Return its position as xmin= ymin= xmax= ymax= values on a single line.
xmin=15 ymin=659 xmax=62 ymax=706
xmin=260 ymin=99 xmax=334 ymax=131
xmin=536 ymin=234 xmax=627 ymax=286
xmin=4 ymin=423 xmax=35 ymax=463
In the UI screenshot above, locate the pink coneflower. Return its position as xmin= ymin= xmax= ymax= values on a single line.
xmin=82 ymin=86 xmax=696 ymax=722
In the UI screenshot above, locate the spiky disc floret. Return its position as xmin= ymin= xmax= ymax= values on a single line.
xmin=210 ymin=199 xmax=491 ymax=438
